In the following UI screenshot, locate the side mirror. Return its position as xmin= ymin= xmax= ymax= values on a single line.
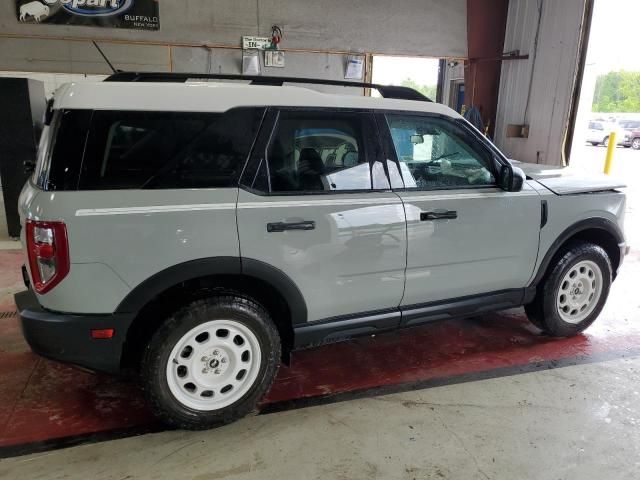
xmin=500 ymin=164 xmax=525 ymax=192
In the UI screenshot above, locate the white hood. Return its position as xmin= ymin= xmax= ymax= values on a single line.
xmin=510 ymin=161 xmax=626 ymax=195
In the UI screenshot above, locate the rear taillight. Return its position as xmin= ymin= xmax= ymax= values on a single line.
xmin=26 ymin=220 xmax=70 ymax=294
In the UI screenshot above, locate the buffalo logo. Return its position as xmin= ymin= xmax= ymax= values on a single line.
xmin=19 ymin=2 xmax=50 ymax=22
xmin=41 ymin=0 xmax=134 ymax=17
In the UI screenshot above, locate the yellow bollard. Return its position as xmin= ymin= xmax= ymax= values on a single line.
xmin=604 ymin=131 xmax=617 ymax=175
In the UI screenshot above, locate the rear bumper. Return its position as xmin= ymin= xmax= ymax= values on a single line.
xmin=15 ymin=289 xmax=134 ymax=373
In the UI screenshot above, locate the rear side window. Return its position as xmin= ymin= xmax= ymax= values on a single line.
xmin=78 ymin=108 xmax=264 ymax=190
xmin=265 ymin=110 xmax=386 ymax=193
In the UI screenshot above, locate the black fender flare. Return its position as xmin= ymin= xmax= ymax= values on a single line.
xmin=529 ymin=217 xmax=624 ymax=287
xmin=115 ymin=256 xmax=308 ymax=325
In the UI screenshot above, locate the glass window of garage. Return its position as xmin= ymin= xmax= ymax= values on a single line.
xmin=79 ymin=108 xmax=264 ymax=190
xmin=385 ymin=114 xmax=496 ymax=190
xmin=265 ymin=111 xmax=387 ymax=193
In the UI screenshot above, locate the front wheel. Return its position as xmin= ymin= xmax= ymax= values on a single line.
xmin=525 ymin=242 xmax=612 ymax=336
xmin=141 ymin=295 xmax=281 ymax=430
xmin=632 ymin=137 xmax=640 ymax=150
xmin=603 ymin=136 xmax=609 ymax=147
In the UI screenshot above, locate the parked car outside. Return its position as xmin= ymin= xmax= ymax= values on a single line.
xmin=15 ymin=74 xmax=628 ymax=430
xmin=586 ymin=120 xmax=624 ymax=147
xmin=622 ymin=128 xmax=640 ymax=150
xmin=618 ymin=120 xmax=640 ymax=148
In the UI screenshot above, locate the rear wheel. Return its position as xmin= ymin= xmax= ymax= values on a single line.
xmin=632 ymin=137 xmax=640 ymax=150
xmin=525 ymin=242 xmax=612 ymax=336
xmin=603 ymin=136 xmax=609 ymax=147
xmin=589 ymin=142 xmax=599 ymax=146
xmin=141 ymin=295 xmax=280 ymax=430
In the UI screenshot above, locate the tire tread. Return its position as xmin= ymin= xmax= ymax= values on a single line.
xmin=525 ymin=241 xmax=612 ymax=336
xmin=140 ymin=293 xmax=280 ymax=430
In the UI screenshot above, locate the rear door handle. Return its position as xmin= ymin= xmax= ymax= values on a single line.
xmin=267 ymin=221 xmax=316 ymax=232
xmin=420 ymin=210 xmax=457 ymax=221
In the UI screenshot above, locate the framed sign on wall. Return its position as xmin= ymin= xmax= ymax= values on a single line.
xmin=16 ymin=0 xmax=160 ymax=30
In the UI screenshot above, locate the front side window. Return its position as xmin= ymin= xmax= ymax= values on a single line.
xmin=266 ymin=111 xmax=382 ymax=193
xmin=385 ymin=114 xmax=496 ymax=190
xmin=79 ymin=108 xmax=264 ymax=190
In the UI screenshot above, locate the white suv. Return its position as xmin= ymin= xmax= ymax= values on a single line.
xmin=15 ymin=73 xmax=627 ymax=429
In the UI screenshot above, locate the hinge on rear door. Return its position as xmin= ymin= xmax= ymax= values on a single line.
xmin=540 ymin=200 xmax=548 ymax=228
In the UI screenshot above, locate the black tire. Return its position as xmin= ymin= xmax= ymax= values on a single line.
xmin=589 ymin=142 xmax=599 ymax=146
xmin=140 ymin=294 xmax=281 ymax=430
xmin=632 ymin=137 xmax=640 ymax=150
xmin=603 ymin=136 xmax=609 ymax=147
xmin=525 ymin=241 xmax=612 ymax=337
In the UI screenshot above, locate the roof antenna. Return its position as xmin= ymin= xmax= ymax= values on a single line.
xmin=93 ymin=41 xmax=117 ymax=74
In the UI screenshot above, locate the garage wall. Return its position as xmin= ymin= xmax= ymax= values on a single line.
xmin=0 ymin=0 xmax=467 ymax=75
xmin=494 ymin=0 xmax=587 ymax=165
xmin=0 ymin=71 xmax=106 ymax=97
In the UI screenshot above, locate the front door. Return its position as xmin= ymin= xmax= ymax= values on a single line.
xmin=237 ymin=108 xmax=407 ymax=324
xmin=378 ymin=112 xmax=541 ymax=313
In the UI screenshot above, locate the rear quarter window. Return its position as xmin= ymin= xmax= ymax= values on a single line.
xmin=79 ymin=108 xmax=265 ymax=190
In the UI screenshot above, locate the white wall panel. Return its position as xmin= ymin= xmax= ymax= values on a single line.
xmin=495 ymin=0 xmax=586 ymax=165
xmin=171 ymin=47 xmax=363 ymax=94
xmin=0 ymin=37 xmax=170 ymax=74
xmin=0 ymin=71 xmax=106 ymax=97
xmin=0 ymin=0 xmax=467 ymax=75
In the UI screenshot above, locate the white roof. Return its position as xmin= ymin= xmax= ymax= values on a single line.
xmin=52 ymin=81 xmax=461 ymax=118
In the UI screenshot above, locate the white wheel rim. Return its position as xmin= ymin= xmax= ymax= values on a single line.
xmin=166 ymin=319 xmax=262 ymax=411
xmin=556 ymin=260 xmax=603 ymax=324
xmin=633 ymin=139 xmax=640 ymax=149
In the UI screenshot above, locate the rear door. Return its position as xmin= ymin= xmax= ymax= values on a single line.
xmin=236 ymin=108 xmax=407 ymax=324
xmin=377 ymin=112 xmax=541 ymax=318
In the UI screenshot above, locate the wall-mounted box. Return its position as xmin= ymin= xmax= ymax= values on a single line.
xmin=506 ymin=124 xmax=530 ymax=138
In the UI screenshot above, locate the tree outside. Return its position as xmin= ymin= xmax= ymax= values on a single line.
xmin=592 ymin=71 xmax=640 ymax=112
xmin=400 ymin=78 xmax=437 ymax=101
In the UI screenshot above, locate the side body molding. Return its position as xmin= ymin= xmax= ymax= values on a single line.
xmin=115 ymin=257 xmax=308 ymax=325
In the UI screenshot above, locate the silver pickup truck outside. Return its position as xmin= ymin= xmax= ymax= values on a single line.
xmin=15 ymin=74 xmax=627 ymax=429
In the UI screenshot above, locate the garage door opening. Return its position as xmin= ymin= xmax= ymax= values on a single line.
xmin=371 ymin=56 xmax=440 ymax=101
xmin=568 ymin=0 xmax=639 ymax=246
xmin=570 ymin=0 xmax=640 ymax=164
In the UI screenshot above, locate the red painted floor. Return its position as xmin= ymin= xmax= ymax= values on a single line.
xmin=1 ymin=249 xmax=639 ymax=450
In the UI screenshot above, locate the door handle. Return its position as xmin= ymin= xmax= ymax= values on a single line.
xmin=420 ymin=210 xmax=457 ymax=221
xmin=267 ymin=221 xmax=316 ymax=232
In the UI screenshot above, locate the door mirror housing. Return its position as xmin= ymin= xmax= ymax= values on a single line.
xmin=500 ymin=164 xmax=525 ymax=192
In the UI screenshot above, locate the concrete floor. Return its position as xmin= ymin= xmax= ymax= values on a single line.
xmin=1 ymin=357 xmax=639 ymax=479
xmin=0 ymin=144 xmax=638 ymax=479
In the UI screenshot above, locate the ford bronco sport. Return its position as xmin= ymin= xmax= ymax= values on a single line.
xmin=15 ymin=73 xmax=627 ymax=429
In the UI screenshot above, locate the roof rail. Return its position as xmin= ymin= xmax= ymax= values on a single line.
xmin=104 ymin=72 xmax=432 ymax=102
